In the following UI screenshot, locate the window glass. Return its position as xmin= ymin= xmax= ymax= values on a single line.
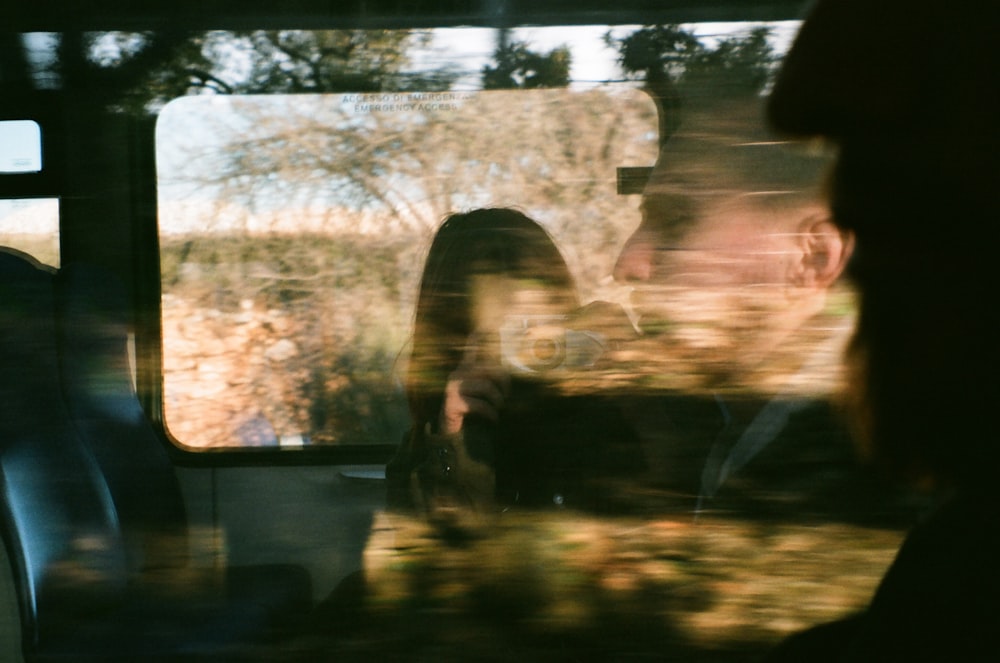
xmin=0 ymin=120 xmax=42 ymax=173
xmin=0 ymin=199 xmax=60 ymax=268
xmin=157 ymin=86 xmax=659 ymax=448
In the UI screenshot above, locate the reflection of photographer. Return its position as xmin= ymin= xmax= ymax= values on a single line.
xmin=386 ymin=209 xmax=645 ymax=526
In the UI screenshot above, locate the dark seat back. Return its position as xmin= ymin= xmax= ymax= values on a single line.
xmin=2 ymin=249 xmax=311 ymax=660
xmin=0 ymin=249 xmax=129 ymax=653
xmin=54 ymin=263 xmax=189 ymax=575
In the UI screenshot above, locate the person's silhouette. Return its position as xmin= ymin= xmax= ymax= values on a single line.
xmin=764 ymin=0 xmax=1000 ymax=659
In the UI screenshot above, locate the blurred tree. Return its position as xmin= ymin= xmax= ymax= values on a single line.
xmin=161 ymin=87 xmax=658 ymax=290
xmin=604 ymin=25 xmax=701 ymax=142
xmin=605 ymin=25 xmax=775 ymax=141
xmin=50 ymin=31 xmax=199 ymax=112
xmin=607 ymin=24 xmax=775 ymax=95
xmin=0 ymin=33 xmax=33 ymax=92
xmin=609 ymin=25 xmax=704 ymax=86
xmin=482 ymin=38 xmax=571 ymax=89
xmin=29 ymin=29 xmax=455 ymax=113
xmin=224 ymin=30 xmax=455 ymax=94
xmin=683 ymin=27 xmax=776 ymax=97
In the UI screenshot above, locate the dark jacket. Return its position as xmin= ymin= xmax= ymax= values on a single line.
xmin=386 ymin=381 xmax=646 ymax=515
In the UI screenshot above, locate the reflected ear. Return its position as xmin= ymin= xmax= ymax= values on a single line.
xmin=797 ymin=215 xmax=854 ymax=288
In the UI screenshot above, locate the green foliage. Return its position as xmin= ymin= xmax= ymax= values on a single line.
xmin=482 ymin=39 xmax=572 ymax=89
xmin=607 ymin=25 xmax=776 ymax=98
xmin=608 ymin=25 xmax=703 ymax=84
xmin=43 ymin=30 xmax=456 ymax=114
xmin=161 ymin=89 xmax=658 ymax=291
xmin=161 ymin=233 xmax=407 ymax=311
xmin=161 ymin=232 xmax=414 ymax=446
xmin=45 ymin=31 xmax=204 ymax=114
xmin=684 ymin=27 xmax=777 ymax=97
xmin=226 ymin=30 xmax=455 ymax=94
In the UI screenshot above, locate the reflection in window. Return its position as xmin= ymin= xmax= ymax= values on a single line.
xmin=156 ymin=87 xmax=658 ymax=448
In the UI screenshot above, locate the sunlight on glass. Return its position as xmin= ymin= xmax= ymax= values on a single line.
xmin=0 ymin=120 xmax=42 ymax=173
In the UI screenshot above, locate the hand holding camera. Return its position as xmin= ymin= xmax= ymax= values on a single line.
xmin=439 ymin=337 xmax=511 ymax=435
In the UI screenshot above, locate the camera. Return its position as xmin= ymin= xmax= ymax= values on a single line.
xmin=499 ymin=315 xmax=607 ymax=375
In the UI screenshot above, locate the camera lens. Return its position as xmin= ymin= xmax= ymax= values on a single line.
xmin=528 ymin=336 xmax=564 ymax=370
xmin=531 ymin=338 xmax=560 ymax=363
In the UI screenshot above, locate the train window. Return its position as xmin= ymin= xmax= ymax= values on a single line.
xmin=0 ymin=120 xmax=42 ymax=173
xmin=157 ymin=85 xmax=659 ymax=448
xmin=0 ymin=198 xmax=59 ymax=267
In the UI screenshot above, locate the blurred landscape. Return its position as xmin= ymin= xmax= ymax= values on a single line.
xmin=263 ymin=509 xmax=910 ymax=661
xmin=161 ymin=232 xmax=417 ymax=447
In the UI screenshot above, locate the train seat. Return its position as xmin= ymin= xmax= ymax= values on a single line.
xmin=1 ymin=248 xmax=311 ymax=661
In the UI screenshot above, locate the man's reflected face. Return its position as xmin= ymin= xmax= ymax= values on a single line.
xmin=617 ymin=196 xmax=802 ymax=290
xmin=614 ymin=193 xmax=823 ymax=383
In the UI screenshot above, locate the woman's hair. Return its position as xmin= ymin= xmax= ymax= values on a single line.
xmin=405 ymin=208 xmax=577 ymax=428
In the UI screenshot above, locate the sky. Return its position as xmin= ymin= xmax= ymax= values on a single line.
xmin=422 ymin=22 xmax=802 ymax=89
